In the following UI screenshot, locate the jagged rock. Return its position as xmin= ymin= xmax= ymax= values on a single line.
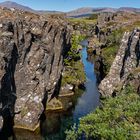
xmin=88 ymin=36 xmax=104 ymax=55
xmin=94 ymin=56 xmax=105 ymax=84
xmin=61 ymin=84 xmax=74 ymax=93
xmin=0 ymin=8 xmax=71 ymax=130
xmin=97 ymin=13 xmax=117 ymax=27
xmin=124 ymin=68 xmax=140 ymax=94
xmin=99 ymin=29 xmax=140 ymax=97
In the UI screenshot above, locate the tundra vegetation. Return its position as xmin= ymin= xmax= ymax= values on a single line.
xmin=66 ymin=85 xmax=140 ymax=140
xmin=62 ymin=34 xmax=86 ymax=86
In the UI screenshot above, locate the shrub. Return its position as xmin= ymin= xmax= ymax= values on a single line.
xmin=62 ymin=34 xmax=86 ymax=86
xmin=64 ymin=34 xmax=86 ymax=65
xmin=66 ymin=85 xmax=140 ymax=140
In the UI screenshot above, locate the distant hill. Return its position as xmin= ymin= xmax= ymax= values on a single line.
xmin=38 ymin=10 xmax=64 ymax=15
xmin=66 ymin=7 xmax=117 ymax=17
xmin=118 ymin=7 xmax=140 ymax=13
xmin=0 ymin=1 xmax=62 ymax=14
xmin=0 ymin=1 xmax=35 ymax=12
xmin=0 ymin=1 xmax=139 ymax=17
xmin=67 ymin=7 xmax=140 ymax=18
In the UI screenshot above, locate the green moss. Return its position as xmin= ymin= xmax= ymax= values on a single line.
xmin=102 ymin=45 xmax=119 ymax=74
xmin=62 ymin=61 xmax=86 ymax=86
xmin=107 ymin=29 xmax=124 ymax=45
xmin=101 ymin=29 xmax=124 ymax=74
xmin=66 ymin=85 xmax=140 ymax=140
xmin=62 ymin=34 xmax=86 ymax=86
xmin=64 ymin=34 xmax=86 ymax=64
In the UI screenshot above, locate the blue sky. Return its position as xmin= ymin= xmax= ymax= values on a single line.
xmin=0 ymin=0 xmax=140 ymax=12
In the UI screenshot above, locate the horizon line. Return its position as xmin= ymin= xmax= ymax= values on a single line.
xmin=0 ymin=1 xmax=140 ymax=12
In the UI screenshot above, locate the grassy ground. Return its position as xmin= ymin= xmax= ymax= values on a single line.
xmin=69 ymin=18 xmax=97 ymax=25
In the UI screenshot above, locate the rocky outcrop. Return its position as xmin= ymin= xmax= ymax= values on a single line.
xmin=97 ymin=12 xmax=117 ymax=27
xmin=71 ymin=21 xmax=96 ymax=37
xmin=0 ymin=8 xmax=71 ymax=131
xmin=99 ymin=29 xmax=140 ymax=97
xmin=124 ymin=68 xmax=140 ymax=94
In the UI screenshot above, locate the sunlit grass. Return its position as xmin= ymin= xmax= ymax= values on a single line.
xmin=68 ymin=17 xmax=97 ymax=24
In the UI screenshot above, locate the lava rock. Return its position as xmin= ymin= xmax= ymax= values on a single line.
xmin=99 ymin=30 xmax=140 ymax=97
xmin=0 ymin=8 xmax=71 ymax=131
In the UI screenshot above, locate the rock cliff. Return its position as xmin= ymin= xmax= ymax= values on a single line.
xmin=0 ymin=8 xmax=71 ymax=131
xmin=99 ymin=29 xmax=140 ymax=97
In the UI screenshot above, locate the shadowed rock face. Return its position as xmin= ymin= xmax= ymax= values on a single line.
xmin=99 ymin=29 xmax=140 ymax=97
xmin=0 ymin=8 xmax=71 ymax=131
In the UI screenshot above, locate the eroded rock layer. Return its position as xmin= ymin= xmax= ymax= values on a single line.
xmin=0 ymin=8 xmax=71 ymax=130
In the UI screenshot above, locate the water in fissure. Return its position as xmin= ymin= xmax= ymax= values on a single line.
xmin=73 ymin=40 xmax=100 ymax=122
xmin=44 ymin=40 xmax=100 ymax=139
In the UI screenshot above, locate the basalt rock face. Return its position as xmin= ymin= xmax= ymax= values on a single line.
xmin=99 ymin=29 xmax=140 ymax=97
xmin=0 ymin=8 xmax=71 ymax=130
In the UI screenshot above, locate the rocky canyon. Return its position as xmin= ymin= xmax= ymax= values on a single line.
xmin=0 ymin=1 xmax=140 ymax=140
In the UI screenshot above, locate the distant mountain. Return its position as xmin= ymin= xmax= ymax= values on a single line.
xmin=67 ymin=7 xmax=117 ymax=17
xmin=67 ymin=7 xmax=96 ymax=17
xmin=118 ymin=7 xmax=140 ymax=13
xmin=67 ymin=7 xmax=140 ymax=18
xmin=38 ymin=10 xmax=64 ymax=15
xmin=0 ymin=1 xmax=63 ymax=14
xmin=0 ymin=1 xmax=139 ymax=18
xmin=0 ymin=1 xmax=35 ymax=12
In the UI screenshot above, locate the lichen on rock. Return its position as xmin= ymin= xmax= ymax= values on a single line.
xmin=99 ymin=29 xmax=140 ymax=97
xmin=0 ymin=8 xmax=72 ymax=130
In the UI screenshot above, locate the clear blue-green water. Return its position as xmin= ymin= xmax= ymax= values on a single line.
xmin=73 ymin=43 xmax=99 ymax=122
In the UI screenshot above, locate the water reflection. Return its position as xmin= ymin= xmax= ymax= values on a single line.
xmin=73 ymin=41 xmax=100 ymax=122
